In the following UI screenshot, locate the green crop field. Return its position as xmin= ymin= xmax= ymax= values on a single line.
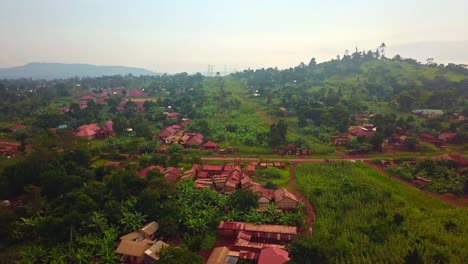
xmin=295 ymin=162 xmax=468 ymax=263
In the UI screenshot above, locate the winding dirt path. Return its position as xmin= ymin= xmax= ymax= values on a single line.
xmin=238 ymin=94 xmax=276 ymax=124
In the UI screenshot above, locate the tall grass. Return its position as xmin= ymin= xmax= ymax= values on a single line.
xmin=295 ymin=162 xmax=468 ymax=263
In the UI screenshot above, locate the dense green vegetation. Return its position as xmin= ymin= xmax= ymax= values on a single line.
xmin=386 ymin=159 xmax=468 ymax=195
xmin=0 ymin=138 xmax=304 ymax=262
xmin=1 ymin=50 xmax=467 ymax=263
xmin=292 ymin=162 xmax=468 ymax=263
xmin=232 ymin=47 xmax=468 ymax=153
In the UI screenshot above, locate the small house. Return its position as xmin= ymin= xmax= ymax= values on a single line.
xmin=274 ymin=188 xmax=299 ymax=210
xmin=115 ymin=240 xmax=154 ymax=264
xmin=96 ymin=121 xmax=116 ymax=139
xmin=74 ymin=123 xmax=100 ymax=139
xmin=438 ymin=132 xmax=458 ymax=143
xmin=202 ymin=164 xmax=224 ymax=176
xmin=206 ymin=247 xmax=238 ymax=264
xmin=143 ymin=240 xmax=169 ymax=264
xmin=202 ymin=141 xmax=217 ymax=150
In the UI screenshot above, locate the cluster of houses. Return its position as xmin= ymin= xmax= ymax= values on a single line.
xmin=331 ymin=123 xmax=377 ymax=146
xmin=0 ymin=140 xmax=22 ymax=157
xmin=114 ymin=217 xmax=296 ymax=264
xmin=0 ymin=124 xmax=29 ymax=157
xmin=274 ymin=144 xmax=313 ymax=156
xmin=331 ymin=111 xmax=464 ymax=151
xmin=181 ymin=163 xmax=299 ymax=211
xmin=206 ymin=221 xmax=296 ymax=263
xmin=137 ymin=165 xmax=181 ymax=182
xmin=157 ymin=123 xmax=219 ymax=151
xmin=115 ymin=221 xmax=170 ymax=264
xmin=385 ymin=131 xmax=460 ymax=151
xmin=73 ymin=121 xmax=116 ymax=139
xmin=61 ymin=87 xmax=154 ymax=112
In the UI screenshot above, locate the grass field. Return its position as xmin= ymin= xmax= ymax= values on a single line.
xmin=295 ymin=162 xmax=468 ymax=263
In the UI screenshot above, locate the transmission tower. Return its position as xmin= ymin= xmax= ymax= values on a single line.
xmin=207 ymin=64 xmax=214 ymax=77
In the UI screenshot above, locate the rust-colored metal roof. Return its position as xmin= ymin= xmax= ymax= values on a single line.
xmin=206 ymin=246 xmax=230 ymax=264
xmin=258 ymin=248 xmax=290 ymax=264
xmin=218 ymin=221 xmax=297 ymax=235
xmin=203 ymin=164 xmax=224 ymax=171
xmin=139 ymin=221 xmax=159 ymax=236
xmin=274 ymin=188 xmax=299 ymax=203
xmin=115 ymin=240 xmax=153 ymax=257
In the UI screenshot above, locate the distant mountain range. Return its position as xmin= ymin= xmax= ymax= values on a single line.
xmin=0 ymin=63 xmax=157 ymax=80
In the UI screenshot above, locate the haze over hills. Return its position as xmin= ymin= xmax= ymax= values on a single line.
xmin=0 ymin=63 xmax=157 ymax=80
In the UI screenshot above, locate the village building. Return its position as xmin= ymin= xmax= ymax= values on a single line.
xmin=274 ymin=188 xmax=299 ymax=210
xmin=202 ymin=164 xmax=224 ymax=176
xmin=206 ymin=246 xmax=239 ymax=264
xmin=117 ymin=99 xmax=146 ymax=112
xmin=438 ymin=132 xmax=458 ymax=143
xmin=143 ymin=241 xmax=169 ymax=264
xmin=412 ymin=109 xmax=444 ymax=119
xmin=164 ymin=167 xmax=181 ymax=182
xmin=0 ymin=140 xmax=21 ymax=156
xmin=218 ymin=221 xmax=296 ymax=261
xmin=180 ymin=167 xmax=198 ymax=180
xmin=74 ymin=123 xmax=100 ymax=139
xmin=258 ymin=247 xmax=290 ymax=264
xmin=116 ymin=239 xmax=155 ymax=264
xmin=79 ymin=93 xmax=96 ymax=109
xmin=128 ymin=89 xmax=148 ymax=97
xmin=74 ymin=121 xmax=115 ymax=139
xmin=202 ymin=141 xmax=218 ymax=151
xmin=116 ymin=221 xmax=164 ymax=264
xmin=218 ymin=221 xmax=298 ymax=241
xmin=96 ymin=121 xmax=116 ymax=139
xmin=348 ymin=124 xmax=376 ymax=137
xmin=331 ymin=134 xmax=352 ymax=146
xmin=157 ymin=126 xmax=180 ymax=142
xmin=184 ymin=133 xmax=204 ymax=147
xmin=419 ymin=133 xmax=444 ymax=147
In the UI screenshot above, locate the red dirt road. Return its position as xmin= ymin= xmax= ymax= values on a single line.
xmin=239 ymin=94 xmax=276 ymax=125
xmin=202 ymin=157 xmax=467 ymax=208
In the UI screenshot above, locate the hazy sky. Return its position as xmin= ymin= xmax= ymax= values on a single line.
xmin=1 ymin=0 xmax=467 ymax=73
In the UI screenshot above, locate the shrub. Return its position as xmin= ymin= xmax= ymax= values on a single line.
xmin=385 ymin=163 xmax=414 ymax=181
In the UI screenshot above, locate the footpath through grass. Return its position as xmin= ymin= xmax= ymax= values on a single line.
xmin=295 ymin=161 xmax=468 ymax=263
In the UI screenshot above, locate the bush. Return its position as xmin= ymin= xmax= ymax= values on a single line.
xmin=256 ymin=167 xmax=282 ymax=180
xmin=385 ymin=163 xmax=414 ymax=181
xmin=419 ymin=142 xmax=439 ymax=153
xmin=264 ymin=181 xmax=277 ymax=190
